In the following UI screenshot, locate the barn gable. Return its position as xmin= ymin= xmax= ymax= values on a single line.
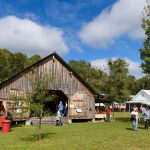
xmin=0 ymin=52 xmax=96 ymax=119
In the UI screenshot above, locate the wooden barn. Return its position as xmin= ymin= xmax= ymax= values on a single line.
xmin=0 ymin=52 xmax=97 ymax=122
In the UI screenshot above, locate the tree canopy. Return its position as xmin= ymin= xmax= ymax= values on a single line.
xmin=68 ymin=58 xmax=150 ymax=102
xmin=104 ymin=59 xmax=131 ymax=102
xmin=139 ymin=2 xmax=150 ymax=74
xmin=0 ymin=48 xmax=41 ymax=83
xmin=68 ymin=60 xmax=106 ymax=93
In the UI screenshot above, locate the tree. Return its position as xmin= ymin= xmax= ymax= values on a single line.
xmin=0 ymin=48 xmax=41 ymax=83
xmin=69 ymin=60 xmax=92 ymax=81
xmin=68 ymin=60 xmax=106 ymax=93
xmin=13 ymin=70 xmax=56 ymax=141
xmin=139 ymin=1 xmax=150 ymax=74
xmin=102 ymin=59 xmax=131 ymax=117
xmin=30 ymin=71 xmax=57 ymax=140
xmin=127 ymin=75 xmax=137 ymax=95
xmin=105 ymin=59 xmax=131 ymax=102
xmin=0 ymin=49 xmax=11 ymax=82
xmin=135 ymin=75 xmax=150 ymax=91
xmin=7 ymin=52 xmax=27 ymax=77
xmin=26 ymin=55 xmax=41 ymax=67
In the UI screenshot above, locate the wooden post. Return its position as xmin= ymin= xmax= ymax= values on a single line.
xmin=112 ymin=101 xmax=114 ymax=118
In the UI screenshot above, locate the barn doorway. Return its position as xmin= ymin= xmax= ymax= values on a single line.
xmin=44 ymin=90 xmax=68 ymax=116
xmin=0 ymin=101 xmax=5 ymax=116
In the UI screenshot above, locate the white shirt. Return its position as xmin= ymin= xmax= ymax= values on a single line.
xmin=57 ymin=111 xmax=61 ymax=118
xmin=145 ymin=110 xmax=150 ymax=120
xmin=131 ymin=111 xmax=138 ymax=119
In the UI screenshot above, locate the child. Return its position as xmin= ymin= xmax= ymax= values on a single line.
xmin=56 ymin=110 xmax=63 ymax=126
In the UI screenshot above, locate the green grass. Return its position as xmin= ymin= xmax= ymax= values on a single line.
xmin=0 ymin=112 xmax=150 ymax=150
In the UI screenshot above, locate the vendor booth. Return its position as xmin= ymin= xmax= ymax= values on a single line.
xmin=95 ymin=103 xmax=106 ymax=119
xmin=127 ymin=90 xmax=150 ymax=111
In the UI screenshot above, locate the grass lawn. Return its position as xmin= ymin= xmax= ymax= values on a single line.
xmin=0 ymin=112 xmax=150 ymax=150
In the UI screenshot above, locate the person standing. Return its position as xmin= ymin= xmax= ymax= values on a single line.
xmin=131 ymin=108 xmax=138 ymax=131
xmin=58 ymin=101 xmax=64 ymax=116
xmin=95 ymin=107 xmax=100 ymax=114
xmin=105 ymin=106 xmax=111 ymax=122
xmin=63 ymin=101 xmax=68 ymax=117
xmin=144 ymin=107 xmax=150 ymax=130
xmin=141 ymin=106 xmax=146 ymax=124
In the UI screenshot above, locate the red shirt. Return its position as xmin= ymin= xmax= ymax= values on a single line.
xmin=105 ymin=108 xmax=111 ymax=115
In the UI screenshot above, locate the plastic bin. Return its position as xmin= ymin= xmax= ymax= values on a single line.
xmin=0 ymin=116 xmax=6 ymax=127
xmin=2 ymin=120 xmax=11 ymax=133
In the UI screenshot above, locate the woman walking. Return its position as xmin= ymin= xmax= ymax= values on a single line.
xmin=131 ymin=107 xmax=138 ymax=131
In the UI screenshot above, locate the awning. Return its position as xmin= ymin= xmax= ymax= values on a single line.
xmin=127 ymin=90 xmax=150 ymax=106
xmin=126 ymin=101 xmax=150 ymax=105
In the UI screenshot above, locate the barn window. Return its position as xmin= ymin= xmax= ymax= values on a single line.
xmin=70 ymin=72 xmax=73 ymax=78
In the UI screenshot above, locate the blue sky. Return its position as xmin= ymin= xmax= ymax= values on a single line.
xmin=0 ymin=0 xmax=147 ymax=78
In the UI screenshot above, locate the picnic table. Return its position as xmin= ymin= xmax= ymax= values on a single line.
xmin=95 ymin=114 xmax=106 ymax=119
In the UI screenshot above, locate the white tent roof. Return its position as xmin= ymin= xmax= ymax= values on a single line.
xmin=127 ymin=90 xmax=150 ymax=105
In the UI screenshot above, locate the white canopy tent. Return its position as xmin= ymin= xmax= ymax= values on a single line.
xmin=127 ymin=90 xmax=150 ymax=105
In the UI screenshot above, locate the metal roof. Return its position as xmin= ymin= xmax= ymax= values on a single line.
xmin=127 ymin=90 xmax=150 ymax=105
xmin=0 ymin=52 xmax=97 ymax=96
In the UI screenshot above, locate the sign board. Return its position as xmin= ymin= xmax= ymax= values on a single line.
xmin=76 ymin=108 xmax=82 ymax=113
xmin=70 ymin=104 xmax=74 ymax=108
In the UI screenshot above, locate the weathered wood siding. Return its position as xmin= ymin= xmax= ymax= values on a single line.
xmin=68 ymin=91 xmax=95 ymax=119
xmin=0 ymin=54 xmax=95 ymax=119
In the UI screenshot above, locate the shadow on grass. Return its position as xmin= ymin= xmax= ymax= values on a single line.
xmin=126 ymin=126 xmax=145 ymax=131
xmin=126 ymin=128 xmax=139 ymax=131
xmin=125 ymin=128 xmax=134 ymax=131
xmin=21 ymin=132 xmax=56 ymax=142
xmin=114 ymin=117 xmax=130 ymax=122
xmin=138 ymin=126 xmax=145 ymax=130
xmin=11 ymin=124 xmax=24 ymax=129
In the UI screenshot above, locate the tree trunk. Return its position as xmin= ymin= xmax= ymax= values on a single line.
xmin=38 ymin=116 xmax=42 ymax=141
xmin=112 ymin=101 xmax=114 ymax=118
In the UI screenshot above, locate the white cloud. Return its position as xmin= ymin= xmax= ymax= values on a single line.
xmin=0 ymin=16 xmax=69 ymax=56
xmin=124 ymin=58 xmax=144 ymax=78
xmin=90 ymin=57 xmax=144 ymax=78
xmin=79 ymin=0 xmax=146 ymax=48
xmin=91 ymin=58 xmax=109 ymax=73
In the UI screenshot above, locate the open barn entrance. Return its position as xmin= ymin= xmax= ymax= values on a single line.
xmin=0 ymin=101 xmax=5 ymax=116
xmin=44 ymin=90 xmax=68 ymax=116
